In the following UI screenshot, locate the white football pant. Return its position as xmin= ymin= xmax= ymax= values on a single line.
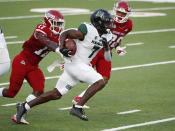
xmin=55 ymin=62 xmax=103 ymax=95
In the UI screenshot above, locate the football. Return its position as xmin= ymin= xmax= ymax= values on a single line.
xmin=64 ymin=38 xmax=77 ymax=56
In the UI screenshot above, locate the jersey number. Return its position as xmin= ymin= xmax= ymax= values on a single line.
xmin=111 ymin=35 xmax=124 ymax=46
xmin=34 ymin=46 xmax=48 ymax=57
xmin=88 ymin=45 xmax=100 ymax=58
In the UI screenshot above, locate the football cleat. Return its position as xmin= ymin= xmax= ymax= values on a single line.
xmin=70 ymin=105 xmax=88 ymax=121
xmin=16 ymin=102 xmax=27 ymax=124
xmin=12 ymin=114 xmax=29 ymax=125
xmin=72 ymin=96 xmax=82 ymax=104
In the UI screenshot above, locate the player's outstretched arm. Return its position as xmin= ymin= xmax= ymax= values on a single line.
xmin=34 ymin=31 xmax=59 ymax=51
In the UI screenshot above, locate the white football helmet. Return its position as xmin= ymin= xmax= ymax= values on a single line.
xmin=113 ymin=1 xmax=131 ymax=23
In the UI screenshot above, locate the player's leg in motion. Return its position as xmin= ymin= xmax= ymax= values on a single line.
xmin=72 ymin=53 xmax=111 ymax=104
xmin=16 ymin=62 xmax=105 ymax=122
xmin=15 ymin=68 xmax=79 ymax=123
xmin=70 ymin=62 xmax=106 ymax=121
xmin=0 ymin=54 xmax=30 ymax=124
xmin=15 ymin=70 xmax=70 ymax=124
xmin=12 ymin=67 xmax=45 ymax=124
xmin=16 ymin=88 xmax=62 ymax=124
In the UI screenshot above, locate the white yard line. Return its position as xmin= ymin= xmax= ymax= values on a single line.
xmin=128 ymin=0 xmax=175 ymax=4
xmin=133 ymin=7 xmax=175 ymax=11
xmin=0 ymin=15 xmax=43 ymax=20
xmin=117 ymin=110 xmax=141 ymax=115
xmin=5 ymin=36 xmax=17 ymax=39
xmin=0 ymin=0 xmax=33 ymax=2
xmin=169 ymin=45 xmax=175 ymax=48
xmin=112 ymin=60 xmax=175 ymax=71
xmin=1 ymin=60 xmax=175 ymax=86
xmin=1 ymin=103 xmax=19 ymax=106
xmin=128 ymin=28 xmax=175 ymax=35
xmin=6 ymin=41 xmax=24 ymax=44
xmin=101 ymin=117 xmax=175 ymax=131
xmin=126 ymin=42 xmax=144 ymax=46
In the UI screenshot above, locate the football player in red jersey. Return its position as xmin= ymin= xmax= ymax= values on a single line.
xmin=72 ymin=1 xmax=133 ymax=104
xmin=0 ymin=10 xmax=64 ymax=124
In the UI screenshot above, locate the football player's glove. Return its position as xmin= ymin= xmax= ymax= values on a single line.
xmin=116 ymin=46 xmax=127 ymax=56
xmin=101 ymin=37 xmax=108 ymax=48
xmin=101 ymin=30 xmax=113 ymax=48
xmin=59 ymin=48 xmax=72 ymax=57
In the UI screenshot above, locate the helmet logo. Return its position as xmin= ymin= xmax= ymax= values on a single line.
xmin=96 ymin=11 xmax=104 ymax=19
xmin=46 ymin=13 xmax=55 ymax=19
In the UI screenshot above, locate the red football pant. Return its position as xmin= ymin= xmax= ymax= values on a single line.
xmin=91 ymin=49 xmax=111 ymax=79
xmin=8 ymin=54 xmax=45 ymax=98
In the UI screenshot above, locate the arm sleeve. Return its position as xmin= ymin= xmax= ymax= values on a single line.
xmin=78 ymin=24 xmax=87 ymax=40
xmin=104 ymin=50 xmax=111 ymax=61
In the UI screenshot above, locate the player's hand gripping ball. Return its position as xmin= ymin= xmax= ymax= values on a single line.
xmin=64 ymin=38 xmax=77 ymax=56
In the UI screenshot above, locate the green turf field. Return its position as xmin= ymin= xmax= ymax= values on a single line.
xmin=0 ymin=0 xmax=175 ymax=130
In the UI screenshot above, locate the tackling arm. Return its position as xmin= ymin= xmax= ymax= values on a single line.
xmin=34 ymin=31 xmax=59 ymax=52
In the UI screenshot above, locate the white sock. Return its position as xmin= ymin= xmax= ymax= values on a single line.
xmin=25 ymin=103 xmax=31 ymax=111
xmin=26 ymin=94 xmax=36 ymax=102
xmin=75 ymin=105 xmax=83 ymax=108
xmin=78 ymin=85 xmax=91 ymax=97
xmin=79 ymin=89 xmax=87 ymax=97
xmin=0 ymin=88 xmax=4 ymax=97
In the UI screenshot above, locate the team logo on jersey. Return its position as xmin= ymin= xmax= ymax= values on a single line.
xmin=65 ymin=84 xmax=73 ymax=90
xmin=46 ymin=13 xmax=55 ymax=19
xmin=20 ymin=60 xmax=25 ymax=65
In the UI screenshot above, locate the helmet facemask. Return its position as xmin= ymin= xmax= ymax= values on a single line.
xmin=44 ymin=10 xmax=65 ymax=35
xmin=48 ymin=19 xmax=64 ymax=35
xmin=113 ymin=1 xmax=131 ymax=23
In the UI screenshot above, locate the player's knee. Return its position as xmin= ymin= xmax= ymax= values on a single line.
xmin=32 ymin=91 xmax=43 ymax=97
xmin=103 ymin=77 xmax=109 ymax=85
xmin=7 ymin=91 xmax=17 ymax=98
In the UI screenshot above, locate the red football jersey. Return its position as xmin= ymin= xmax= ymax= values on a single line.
xmin=109 ymin=19 xmax=132 ymax=49
xmin=22 ymin=24 xmax=60 ymax=65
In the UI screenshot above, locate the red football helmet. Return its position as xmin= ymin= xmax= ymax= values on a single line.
xmin=44 ymin=10 xmax=64 ymax=34
xmin=113 ymin=1 xmax=131 ymax=23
